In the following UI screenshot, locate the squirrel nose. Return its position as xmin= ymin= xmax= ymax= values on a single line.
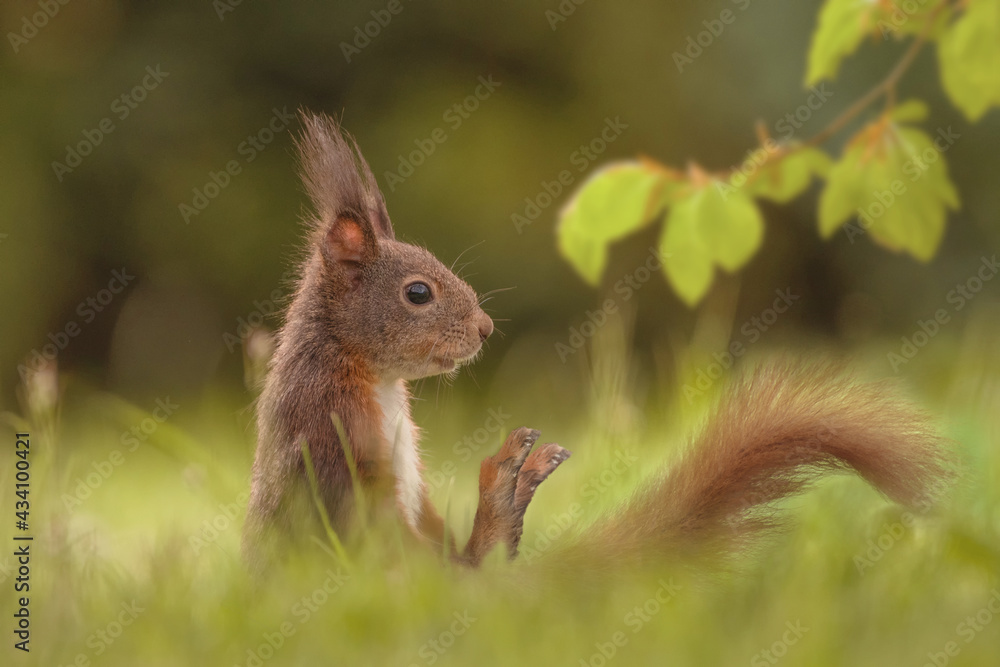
xmin=477 ymin=315 xmax=494 ymax=343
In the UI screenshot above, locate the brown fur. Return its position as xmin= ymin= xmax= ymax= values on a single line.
xmin=561 ymin=360 xmax=951 ymax=567
xmin=244 ymin=112 xmax=949 ymax=576
xmin=242 ymin=112 xmax=569 ymax=573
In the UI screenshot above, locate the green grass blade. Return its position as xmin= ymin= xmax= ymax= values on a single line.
xmin=299 ymin=437 xmax=352 ymax=570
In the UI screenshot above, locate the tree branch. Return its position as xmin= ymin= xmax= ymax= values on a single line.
xmin=802 ymin=1 xmax=946 ymax=150
xmin=700 ymin=0 xmax=953 ymax=184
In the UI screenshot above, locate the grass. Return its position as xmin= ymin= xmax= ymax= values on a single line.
xmin=2 ymin=322 xmax=999 ymax=667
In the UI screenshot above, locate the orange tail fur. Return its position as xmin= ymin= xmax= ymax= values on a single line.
xmin=561 ymin=361 xmax=951 ymax=566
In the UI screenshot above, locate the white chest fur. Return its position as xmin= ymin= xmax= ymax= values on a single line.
xmin=374 ymin=380 xmax=424 ymax=529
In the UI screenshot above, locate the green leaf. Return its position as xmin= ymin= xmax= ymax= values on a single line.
xmin=875 ymin=0 xmax=952 ymax=40
xmin=818 ymin=121 xmax=959 ymax=261
xmin=938 ymin=0 xmax=1000 ymax=121
xmin=807 ymin=0 xmax=875 ymax=85
xmin=659 ymin=201 xmax=714 ymax=307
xmin=692 ymin=186 xmax=765 ymax=271
xmin=557 ymin=232 xmax=607 ymax=286
xmin=556 ymin=162 xmax=664 ymax=285
xmin=890 ymin=128 xmax=960 ymax=258
xmin=659 ymin=183 xmax=765 ymax=306
xmin=747 ymin=147 xmax=832 ymax=204
xmin=558 ymin=162 xmax=663 ymax=241
xmin=653 ymin=167 xmax=690 ymax=211
xmin=889 ymin=99 xmax=929 ymax=123
xmin=818 ymin=141 xmax=871 ymax=238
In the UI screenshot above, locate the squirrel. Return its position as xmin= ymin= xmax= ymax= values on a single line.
xmin=242 ymin=112 xmax=570 ymax=572
xmin=242 ymin=111 xmax=949 ymax=574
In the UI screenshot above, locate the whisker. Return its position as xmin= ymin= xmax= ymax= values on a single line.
xmin=419 ymin=334 xmax=447 ymax=386
xmin=465 ymin=366 xmax=481 ymax=389
xmin=478 ymin=286 xmax=518 ymax=300
xmin=478 ymin=287 xmax=516 ymax=307
xmin=450 ymin=240 xmax=486 ymax=272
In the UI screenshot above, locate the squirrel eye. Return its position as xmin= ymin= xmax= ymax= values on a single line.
xmin=405 ymin=281 xmax=433 ymax=305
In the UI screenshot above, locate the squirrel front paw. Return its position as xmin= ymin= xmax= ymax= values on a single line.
xmin=473 ymin=427 xmax=570 ymax=559
xmin=514 ymin=442 xmax=571 ymax=517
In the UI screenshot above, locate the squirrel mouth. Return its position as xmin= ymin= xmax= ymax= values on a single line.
xmin=434 ymin=357 xmax=458 ymax=371
xmin=433 ymin=349 xmax=480 ymax=371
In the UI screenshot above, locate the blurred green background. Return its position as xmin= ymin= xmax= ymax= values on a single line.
xmin=2 ymin=0 xmax=998 ymax=411
xmin=1 ymin=1 xmax=999 ymax=666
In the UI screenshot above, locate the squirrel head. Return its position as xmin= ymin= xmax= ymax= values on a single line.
xmin=294 ymin=111 xmax=494 ymax=382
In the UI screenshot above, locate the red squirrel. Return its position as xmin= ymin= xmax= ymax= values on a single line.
xmin=242 ymin=111 xmax=949 ymax=573
xmin=243 ymin=112 xmax=570 ymax=572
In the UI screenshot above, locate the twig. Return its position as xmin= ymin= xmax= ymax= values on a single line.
xmin=803 ymin=2 xmax=944 ymax=150
xmin=689 ymin=0 xmax=953 ymax=183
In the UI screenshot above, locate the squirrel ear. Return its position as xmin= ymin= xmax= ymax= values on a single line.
xmin=296 ymin=111 xmax=395 ymax=242
xmin=322 ymin=214 xmax=378 ymax=282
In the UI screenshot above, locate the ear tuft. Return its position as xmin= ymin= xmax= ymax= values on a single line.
xmin=296 ymin=110 xmax=395 ymax=241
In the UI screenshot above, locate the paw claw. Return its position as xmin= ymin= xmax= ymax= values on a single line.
xmin=470 ymin=430 xmax=572 ymax=562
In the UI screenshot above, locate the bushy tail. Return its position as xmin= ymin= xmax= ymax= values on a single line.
xmin=561 ymin=361 xmax=952 ymax=566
